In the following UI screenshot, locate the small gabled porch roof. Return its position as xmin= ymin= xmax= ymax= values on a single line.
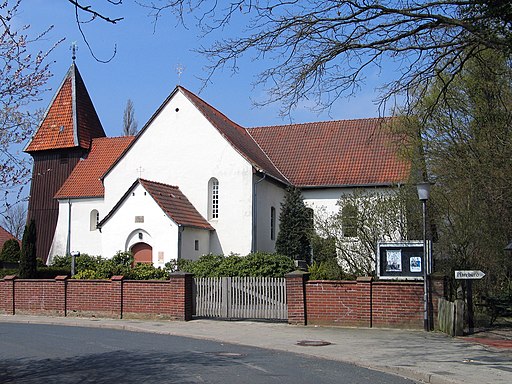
xmin=98 ymin=178 xmax=213 ymax=231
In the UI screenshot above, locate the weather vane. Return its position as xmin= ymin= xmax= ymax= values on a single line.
xmin=71 ymin=42 xmax=78 ymax=62
xmin=176 ymin=63 xmax=185 ymax=85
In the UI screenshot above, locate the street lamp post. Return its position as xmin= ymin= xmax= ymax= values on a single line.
xmin=417 ymin=181 xmax=431 ymax=331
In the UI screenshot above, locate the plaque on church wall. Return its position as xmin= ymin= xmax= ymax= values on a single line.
xmin=135 ymin=216 xmax=144 ymax=223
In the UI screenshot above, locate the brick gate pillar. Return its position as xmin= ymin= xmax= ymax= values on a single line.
xmin=285 ymin=270 xmax=309 ymax=325
xmin=3 ymin=275 xmax=16 ymax=315
xmin=169 ymin=272 xmax=194 ymax=321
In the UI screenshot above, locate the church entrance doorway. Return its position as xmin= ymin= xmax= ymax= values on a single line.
xmin=131 ymin=242 xmax=153 ymax=264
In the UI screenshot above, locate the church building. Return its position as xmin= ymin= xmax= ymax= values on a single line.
xmin=25 ymin=64 xmax=410 ymax=265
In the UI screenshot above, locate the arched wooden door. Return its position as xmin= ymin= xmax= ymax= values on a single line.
xmin=131 ymin=242 xmax=153 ymax=265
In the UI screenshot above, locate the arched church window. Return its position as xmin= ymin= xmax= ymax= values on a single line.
xmin=90 ymin=209 xmax=99 ymax=231
xmin=208 ymin=178 xmax=219 ymax=220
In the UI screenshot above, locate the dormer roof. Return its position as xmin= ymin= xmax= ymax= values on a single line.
xmin=24 ymin=63 xmax=105 ymax=153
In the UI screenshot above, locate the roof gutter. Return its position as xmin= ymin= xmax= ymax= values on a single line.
xmin=299 ymin=182 xmax=405 ymax=189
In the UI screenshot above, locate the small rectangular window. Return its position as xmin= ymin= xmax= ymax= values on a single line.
xmin=194 ymin=240 xmax=199 ymax=251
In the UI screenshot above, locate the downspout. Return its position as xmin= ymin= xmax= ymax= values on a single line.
xmin=177 ymin=225 xmax=184 ymax=261
xmin=252 ymin=173 xmax=266 ymax=252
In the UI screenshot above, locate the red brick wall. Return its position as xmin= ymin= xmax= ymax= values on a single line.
xmin=304 ymin=278 xmax=434 ymax=329
xmin=123 ymin=280 xmax=173 ymax=319
xmin=66 ymin=280 xmax=116 ymax=318
xmin=11 ymin=279 xmax=66 ymax=316
xmin=0 ymin=273 xmax=193 ymax=321
xmin=306 ymin=278 xmax=372 ymax=327
xmin=371 ymin=282 xmax=423 ymax=328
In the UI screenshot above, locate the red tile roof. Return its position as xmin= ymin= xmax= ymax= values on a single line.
xmin=98 ymin=179 xmax=213 ymax=230
xmin=179 ymin=87 xmax=289 ymax=184
xmin=55 ymin=136 xmax=135 ymax=199
xmin=248 ymin=118 xmax=410 ymax=187
xmin=0 ymin=225 xmax=19 ymax=250
xmin=139 ymin=179 xmax=214 ymax=230
xmin=25 ymin=64 xmax=105 ymax=153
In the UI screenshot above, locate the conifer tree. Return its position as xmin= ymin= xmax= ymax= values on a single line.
xmin=19 ymin=219 xmax=37 ymax=278
xmin=275 ymin=187 xmax=312 ymax=263
xmin=0 ymin=239 xmax=21 ymax=263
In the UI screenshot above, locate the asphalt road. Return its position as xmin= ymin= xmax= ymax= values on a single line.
xmin=0 ymin=323 xmax=417 ymax=383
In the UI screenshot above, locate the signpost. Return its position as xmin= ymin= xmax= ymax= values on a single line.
xmin=454 ymin=270 xmax=485 ymax=280
xmin=454 ymin=270 xmax=485 ymax=333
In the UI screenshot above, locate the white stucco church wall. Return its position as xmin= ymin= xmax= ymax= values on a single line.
xmin=102 ymin=90 xmax=255 ymax=256
xmin=48 ymin=197 xmax=104 ymax=263
xmin=100 ymin=183 xmax=179 ymax=266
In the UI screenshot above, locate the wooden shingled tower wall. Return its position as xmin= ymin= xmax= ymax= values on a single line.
xmin=24 ymin=63 xmax=106 ymax=263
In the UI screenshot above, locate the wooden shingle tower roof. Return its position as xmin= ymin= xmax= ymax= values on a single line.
xmin=24 ymin=63 xmax=106 ymax=153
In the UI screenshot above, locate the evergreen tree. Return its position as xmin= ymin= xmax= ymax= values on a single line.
xmin=0 ymin=238 xmax=21 ymax=263
xmin=19 ymin=219 xmax=37 ymax=278
xmin=275 ymin=187 xmax=312 ymax=263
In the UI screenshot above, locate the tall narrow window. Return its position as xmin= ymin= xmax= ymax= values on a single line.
xmin=270 ymin=206 xmax=276 ymax=240
xmin=208 ymin=177 xmax=219 ymax=220
xmin=90 ymin=209 xmax=99 ymax=231
xmin=342 ymin=204 xmax=358 ymax=237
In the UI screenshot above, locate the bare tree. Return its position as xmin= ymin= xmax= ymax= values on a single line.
xmin=137 ymin=1 xmax=512 ymax=115
xmin=1 ymin=0 xmax=57 ymax=212
xmin=122 ymin=99 xmax=138 ymax=136
xmin=1 ymin=203 xmax=27 ymax=239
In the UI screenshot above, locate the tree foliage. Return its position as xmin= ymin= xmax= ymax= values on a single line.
xmin=18 ymin=218 xmax=36 ymax=278
xmin=275 ymin=187 xmax=312 ymax=263
xmin=0 ymin=0 xmax=56 ymax=212
xmin=0 ymin=238 xmax=20 ymax=262
xmin=122 ymin=99 xmax=138 ymax=136
xmin=0 ymin=203 xmax=26 ymax=239
xmin=136 ymin=0 xmax=512 ymax=115
xmin=315 ymin=188 xmax=417 ymax=276
xmin=396 ymin=50 xmax=512 ymax=297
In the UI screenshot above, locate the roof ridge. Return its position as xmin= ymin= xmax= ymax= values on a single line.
xmin=139 ymin=178 xmax=179 ymax=190
xmin=250 ymin=116 xmax=393 ymax=130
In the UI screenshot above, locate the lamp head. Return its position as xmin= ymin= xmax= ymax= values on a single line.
xmin=416 ymin=181 xmax=431 ymax=201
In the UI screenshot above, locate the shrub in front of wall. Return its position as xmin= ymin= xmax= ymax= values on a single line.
xmin=126 ymin=263 xmax=170 ymax=280
xmin=177 ymin=252 xmax=295 ymax=278
xmin=0 ymin=239 xmax=21 ymax=263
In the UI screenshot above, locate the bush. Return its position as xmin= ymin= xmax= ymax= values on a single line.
xmin=0 ymin=239 xmax=21 ymax=263
xmin=308 ymin=259 xmax=345 ymax=280
xmin=177 ymin=252 xmax=295 ymax=278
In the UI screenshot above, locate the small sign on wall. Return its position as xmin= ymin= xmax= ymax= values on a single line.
xmin=377 ymin=241 xmax=426 ymax=280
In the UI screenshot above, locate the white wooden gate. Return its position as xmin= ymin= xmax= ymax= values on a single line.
xmin=193 ymin=277 xmax=287 ymax=320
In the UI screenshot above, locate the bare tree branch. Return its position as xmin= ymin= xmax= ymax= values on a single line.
xmin=146 ymin=1 xmax=512 ymax=115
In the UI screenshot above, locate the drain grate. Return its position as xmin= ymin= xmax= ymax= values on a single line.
xmin=296 ymin=340 xmax=332 ymax=347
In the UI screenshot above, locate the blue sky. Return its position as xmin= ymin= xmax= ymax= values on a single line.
xmin=16 ymin=0 xmax=391 ymax=138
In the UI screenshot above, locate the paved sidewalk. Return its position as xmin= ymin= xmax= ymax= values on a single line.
xmin=1 ymin=315 xmax=511 ymax=384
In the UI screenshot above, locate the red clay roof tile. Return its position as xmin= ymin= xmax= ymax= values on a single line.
xmin=55 ymin=136 xmax=135 ymax=199
xmin=25 ymin=64 xmax=105 ymax=153
xmin=248 ymin=118 xmax=410 ymax=187
xmin=139 ymin=179 xmax=214 ymax=230
xmin=0 ymin=225 xmax=19 ymax=250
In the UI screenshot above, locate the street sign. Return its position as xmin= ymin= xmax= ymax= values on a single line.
xmin=454 ymin=270 xmax=485 ymax=280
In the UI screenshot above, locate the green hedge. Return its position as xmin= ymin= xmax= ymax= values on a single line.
xmin=176 ymin=252 xmax=295 ymax=278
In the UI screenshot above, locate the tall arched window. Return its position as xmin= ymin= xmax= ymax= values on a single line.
xmin=90 ymin=209 xmax=99 ymax=231
xmin=208 ymin=177 xmax=219 ymax=220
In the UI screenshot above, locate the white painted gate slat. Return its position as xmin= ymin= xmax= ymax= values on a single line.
xmin=193 ymin=277 xmax=287 ymax=320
